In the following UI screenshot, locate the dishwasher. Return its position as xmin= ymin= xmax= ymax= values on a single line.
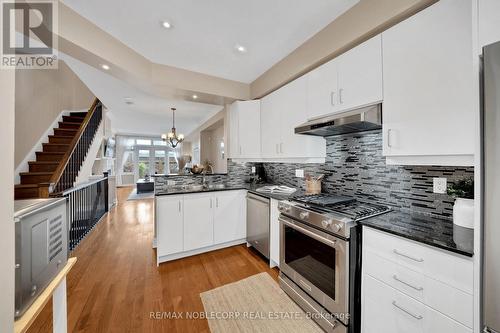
xmin=246 ymin=192 xmax=270 ymax=259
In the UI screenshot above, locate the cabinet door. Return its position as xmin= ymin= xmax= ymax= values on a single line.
xmin=382 ymin=0 xmax=475 ymax=162
xmin=228 ymin=102 xmax=240 ymax=158
xmin=213 ymin=190 xmax=246 ymax=244
xmin=279 ymin=76 xmax=325 ymax=158
xmin=183 ymin=193 xmax=214 ymax=251
xmin=237 ymin=100 xmax=261 ymax=158
xmin=260 ymin=90 xmax=283 ymax=158
xmin=306 ymin=59 xmax=338 ymax=120
xmin=156 ymin=195 xmax=183 ymax=257
xmin=337 ymin=35 xmax=383 ymax=112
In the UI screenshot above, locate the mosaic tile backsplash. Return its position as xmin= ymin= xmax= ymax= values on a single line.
xmin=155 ymin=129 xmax=474 ymax=219
xmin=263 ymin=130 xmax=474 ymax=219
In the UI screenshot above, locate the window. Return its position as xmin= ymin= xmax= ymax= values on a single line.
xmin=122 ymin=150 xmax=134 ymax=173
xmin=153 ymin=140 xmax=167 ymax=146
xmin=136 ymin=139 xmax=152 ymax=146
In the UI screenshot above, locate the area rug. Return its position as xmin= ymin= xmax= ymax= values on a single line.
xmin=200 ymin=273 xmax=323 ymax=333
xmin=127 ymin=188 xmax=154 ymax=201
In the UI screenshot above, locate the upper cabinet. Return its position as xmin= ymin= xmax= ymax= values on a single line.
xmin=382 ymin=0 xmax=475 ymax=166
xmin=306 ymin=35 xmax=383 ymax=120
xmin=479 ymin=0 xmax=500 ymax=49
xmin=261 ymin=76 xmax=326 ymax=160
xmin=228 ymin=100 xmax=261 ymax=159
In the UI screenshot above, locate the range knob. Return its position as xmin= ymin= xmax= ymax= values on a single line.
xmin=333 ymin=224 xmax=343 ymax=232
xmin=321 ymin=220 xmax=333 ymax=228
xmin=299 ymin=211 xmax=310 ymax=219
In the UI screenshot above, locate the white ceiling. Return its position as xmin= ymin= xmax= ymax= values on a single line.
xmin=62 ymin=0 xmax=359 ymax=83
xmin=60 ymin=53 xmax=223 ymax=137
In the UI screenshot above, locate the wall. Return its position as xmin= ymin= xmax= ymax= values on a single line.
xmin=200 ymin=120 xmax=226 ymax=173
xmin=263 ymin=130 xmax=474 ymax=219
xmin=15 ymin=61 xmax=94 ymax=167
xmin=0 ymin=67 xmax=15 ymax=332
xmin=250 ymin=0 xmax=437 ymax=98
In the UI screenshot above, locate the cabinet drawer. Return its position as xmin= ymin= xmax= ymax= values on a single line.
xmin=363 ymin=249 xmax=473 ymax=328
xmin=362 ymin=274 xmax=471 ymax=333
xmin=363 ymin=227 xmax=473 ymax=293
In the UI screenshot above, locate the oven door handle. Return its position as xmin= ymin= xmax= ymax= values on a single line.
xmin=280 ymin=218 xmax=337 ymax=248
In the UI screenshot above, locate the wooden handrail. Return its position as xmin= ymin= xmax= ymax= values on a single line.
xmin=48 ymin=98 xmax=101 ymax=193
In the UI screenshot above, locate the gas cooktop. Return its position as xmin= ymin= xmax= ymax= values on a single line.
xmin=279 ymin=193 xmax=391 ymax=238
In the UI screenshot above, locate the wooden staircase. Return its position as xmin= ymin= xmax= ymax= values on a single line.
xmin=15 ymin=99 xmax=103 ymax=199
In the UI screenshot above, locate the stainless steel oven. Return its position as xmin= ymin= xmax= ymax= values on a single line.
xmin=279 ymin=214 xmax=349 ymax=324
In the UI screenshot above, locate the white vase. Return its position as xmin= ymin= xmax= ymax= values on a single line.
xmin=453 ymin=198 xmax=475 ymax=229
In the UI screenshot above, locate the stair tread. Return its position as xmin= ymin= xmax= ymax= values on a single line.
xmin=20 ymin=171 xmax=53 ymax=176
xmin=42 ymin=143 xmax=70 ymax=146
xmin=29 ymin=161 xmax=60 ymax=164
xmin=55 ymin=128 xmax=77 ymax=131
xmin=59 ymin=121 xmax=82 ymax=125
xmin=15 ymin=184 xmax=39 ymax=188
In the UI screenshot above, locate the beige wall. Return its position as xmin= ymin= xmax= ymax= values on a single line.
xmin=200 ymin=121 xmax=226 ymax=173
xmin=0 ymin=68 xmax=15 ymax=332
xmin=250 ymin=0 xmax=437 ymax=98
xmin=15 ymin=61 xmax=94 ymax=167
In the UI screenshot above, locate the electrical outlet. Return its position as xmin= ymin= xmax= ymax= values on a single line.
xmin=295 ymin=169 xmax=304 ymax=178
xmin=251 ymin=166 xmax=256 ymax=174
xmin=433 ymin=178 xmax=447 ymax=194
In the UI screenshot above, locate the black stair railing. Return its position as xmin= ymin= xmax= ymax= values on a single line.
xmin=43 ymin=98 xmax=103 ymax=196
xmin=63 ymin=175 xmax=109 ymax=251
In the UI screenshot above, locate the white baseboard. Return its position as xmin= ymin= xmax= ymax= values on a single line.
xmin=157 ymin=239 xmax=246 ymax=265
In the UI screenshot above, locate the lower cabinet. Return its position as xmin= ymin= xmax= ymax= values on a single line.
xmin=183 ymin=193 xmax=214 ymax=251
xmin=361 ymin=227 xmax=473 ymax=333
xmin=155 ymin=190 xmax=247 ymax=263
xmin=156 ymin=195 xmax=183 ymax=258
xmin=213 ymin=190 xmax=246 ymax=244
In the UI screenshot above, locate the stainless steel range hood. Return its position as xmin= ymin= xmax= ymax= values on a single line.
xmin=295 ymin=104 xmax=382 ymax=137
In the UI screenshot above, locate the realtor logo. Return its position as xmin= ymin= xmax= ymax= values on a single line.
xmin=1 ymin=0 xmax=58 ymax=69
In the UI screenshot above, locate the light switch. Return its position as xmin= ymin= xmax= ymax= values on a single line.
xmin=251 ymin=166 xmax=256 ymax=174
xmin=295 ymin=169 xmax=304 ymax=178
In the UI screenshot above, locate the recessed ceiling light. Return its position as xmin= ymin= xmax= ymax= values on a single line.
xmin=161 ymin=20 xmax=173 ymax=29
xmin=124 ymin=97 xmax=134 ymax=105
xmin=101 ymin=64 xmax=110 ymax=70
xmin=235 ymin=44 xmax=247 ymax=53
xmin=192 ymin=95 xmax=198 ymax=99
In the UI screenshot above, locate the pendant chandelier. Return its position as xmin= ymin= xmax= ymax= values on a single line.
xmin=161 ymin=107 xmax=184 ymax=148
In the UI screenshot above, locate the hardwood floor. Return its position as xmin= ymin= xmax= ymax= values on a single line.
xmin=27 ymin=187 xmax=278 ymax=333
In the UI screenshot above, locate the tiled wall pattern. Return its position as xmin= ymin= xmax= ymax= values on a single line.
xmin=154 ymin=160 xmax=253 ymax=191
xmin=263 ymin=130 xmax=474 ymax=218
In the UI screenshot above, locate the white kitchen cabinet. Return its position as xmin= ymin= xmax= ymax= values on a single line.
xmin=156 ymin=190 xmax=247 ymax=264
xmin=269 ymin=198 xmax=280 ymax=268
xmin=306 ymin=35 xmax=382 ymax=120
xmin=213 ymin=190 xmax=246 ymax=244
xmin=336 ymin=35 xmax=383 ymax=112
xmin=382 ymin=0 xmax=475 ymax=166
xmin=228 ymin=100 xmax=261 ymax=159
xmin=479 ymin=0 xmax=500 ymax=49
xmin=306 ymin=60 xmax=338 ymax=120
xmin=261 ymin=76 xmax=326 ymax=159
xmin=156 ymin=195 xmax=183 ymax=257
xmin=183 ymin=193 xmax=214 ymax=251
xmin=362 ymin=227 xmax=474 ymax=332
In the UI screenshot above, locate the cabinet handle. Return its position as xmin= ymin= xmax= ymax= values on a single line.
xmin=330 ymin=91 xmax=335 ymax=106
xmin=276 ymin=144 xmax=279 ymax=154
xmin=393 ymin=249 xmax=424 ymax=263
xmin=392 ymin=301 xmax=423 ymax=320
xmin=210 ymin=198 xmax=213 ymax=209
xmin=392 ymin=275 xmax=424 ymax=291
xmin=339 ymin=88 xmax=344 ymax=104
xmin=216 ymin=197 xmax=218 ymax=208
xmin=178 ymin=201 xmax=181 ymax=212
xmin=239 ymin=145 xmax=242 ymax=154
xmin=280 ymin=143 xmax=283 ymax=154
xmin=387 ymin=129 xmax=393 ymax=148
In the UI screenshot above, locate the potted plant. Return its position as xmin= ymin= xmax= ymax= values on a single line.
xmin=447 ymin=178 xmax=474 ymax=229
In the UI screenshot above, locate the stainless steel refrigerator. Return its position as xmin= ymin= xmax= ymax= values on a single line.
xmin=482 ymin=40 xmax=500 ymax=333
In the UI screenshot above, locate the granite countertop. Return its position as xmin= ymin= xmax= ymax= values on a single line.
xmin=155 ymin=182 xmax=301 ymax=200
xmin=359 ymin=210 xmax=474 ymax=257
xmin=152 ymin=173 xmax=228 ymax=177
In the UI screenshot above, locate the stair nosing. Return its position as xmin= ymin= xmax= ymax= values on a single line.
xmin=19 ymin=171 xmax=53 ymax=176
